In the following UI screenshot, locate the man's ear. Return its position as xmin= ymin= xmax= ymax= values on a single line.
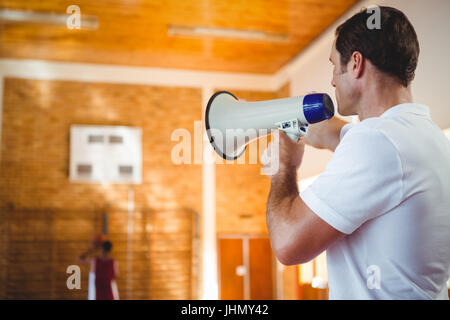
xmin=351 ymin=51 xmax=364 ymax=79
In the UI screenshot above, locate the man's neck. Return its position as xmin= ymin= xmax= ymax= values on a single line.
xmin=357 ymin=80 xmax=413 ymax=121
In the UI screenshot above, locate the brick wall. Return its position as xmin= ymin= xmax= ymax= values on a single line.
xmin=0 ymin=78 xmax=202 ymax=299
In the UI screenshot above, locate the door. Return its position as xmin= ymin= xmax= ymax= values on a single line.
xmin=218 ymin=235 xmax=274 ymax=300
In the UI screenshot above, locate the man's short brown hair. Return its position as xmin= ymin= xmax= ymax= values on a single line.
xmin=335 ymin=6 xmax=420 ymax=87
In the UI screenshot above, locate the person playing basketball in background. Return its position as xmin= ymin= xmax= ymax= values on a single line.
xmin=78 ymin=235 xmax=119 ymax=300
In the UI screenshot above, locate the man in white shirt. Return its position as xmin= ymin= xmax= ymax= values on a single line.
xmin=264 ymin=6 xmax=450 ymax=299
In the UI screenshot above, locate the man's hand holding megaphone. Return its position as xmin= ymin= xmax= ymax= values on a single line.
xmin=261 ymin=131 xmax=305 ymax=178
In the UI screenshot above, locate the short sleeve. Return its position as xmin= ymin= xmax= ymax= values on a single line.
xmin=340 ymin=122 xmax=355 ymax=141
xmin=300 ymin=126 xmax=403 ymax=234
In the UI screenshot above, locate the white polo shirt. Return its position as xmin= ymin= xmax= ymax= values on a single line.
xmin=300 ymin=103 xmax=450 ymax=299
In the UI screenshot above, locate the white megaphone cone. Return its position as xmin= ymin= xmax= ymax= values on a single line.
xmin=205 ymin=91 xmax=335 ymax=160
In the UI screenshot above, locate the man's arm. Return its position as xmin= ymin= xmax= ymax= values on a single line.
xmin=266 ymin=168 xmax=345 ymax=265
xmin=265 ymin=133 xmax=345 ymax=265
xmin=303 ymin=117 xmax=349 ymax=152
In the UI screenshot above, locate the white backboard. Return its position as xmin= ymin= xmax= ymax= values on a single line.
xmin=69 ymin=125 xmax=142 ymax=184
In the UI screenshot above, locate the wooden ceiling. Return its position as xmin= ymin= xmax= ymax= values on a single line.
xmin=0 ymin=0 xmax=359 ymax=74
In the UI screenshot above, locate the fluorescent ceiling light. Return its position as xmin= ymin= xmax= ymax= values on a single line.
xmin=168 ymin=24 xmax=289 ymax=43
xmin=0 ymin=9 xmax=98 ymax=30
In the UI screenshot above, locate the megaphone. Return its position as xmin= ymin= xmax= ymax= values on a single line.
xmin=205 ymin=91 xmax=334 ymax=160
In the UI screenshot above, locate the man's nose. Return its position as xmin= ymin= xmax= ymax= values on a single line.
xmin=331 ymin=78 xmax=336 ymax=88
